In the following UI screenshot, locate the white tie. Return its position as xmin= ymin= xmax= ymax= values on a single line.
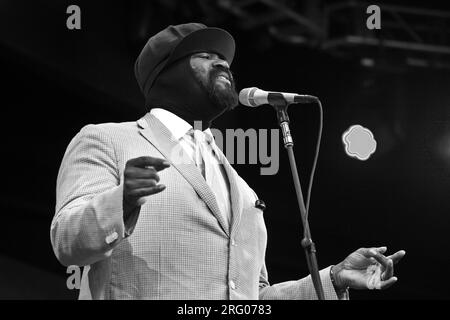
xmin=188 ymin=129 xmax=231 ymax=226
xmin=192 ymin=130 xmax=207 ymax=178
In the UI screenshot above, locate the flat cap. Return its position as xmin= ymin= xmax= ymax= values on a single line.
xmin=134 ymin=23 xmax=235 ymax=97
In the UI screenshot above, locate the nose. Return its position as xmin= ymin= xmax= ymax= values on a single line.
xmin=213 ymin=59 xmax=230 ymax=70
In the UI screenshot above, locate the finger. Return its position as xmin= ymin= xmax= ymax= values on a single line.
xmin=379 ymin=277 xmax=398 ymax=290
xmin=376 ymin=246 xmax=387 ymax=254
xmin=145 ymin=163 xmax=171 ymax=172
xmin=125 ymin=167 xmax=160 ymax=181
xmin=361 ymin=248 xmax=394 ymax=279
xmin=381 ymin=258 xmax=394 ymax=280
xmin=367 ymin=248 xmax=391 ymax=271
xmin=136 ymin=197 xmax=148 ymax=206
xmin=127 ymin=156 xmax=170 ymax=170
xmin=128 ymin=185 xmax=166 ymax=198
xmin=126 ymin=178 xmax=158 ymax=189
xmin=360 ymin=248 xmax=389 ymax=266
xmin=387 ymin=250 xmax=406 ymax=264
xmin=125 ymin=167 xmax=161 ymax=180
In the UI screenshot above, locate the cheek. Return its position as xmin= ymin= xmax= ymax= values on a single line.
xmin=200 ymin=66 xmax=210 ymax=78
xmin=190 ymin=62 xmax=210 ymax=82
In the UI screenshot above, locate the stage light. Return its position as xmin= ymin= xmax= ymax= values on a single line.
xmin=342 ymin=124 xmax=377 ymax=160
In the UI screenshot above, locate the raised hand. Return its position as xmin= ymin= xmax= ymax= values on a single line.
xmin=332 ymin=247 xmax=406 ymax=291
xmin=123 ymin=156 xmax=170 ymax=217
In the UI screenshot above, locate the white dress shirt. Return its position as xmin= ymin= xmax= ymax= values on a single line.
xmin=150 ymin=108 xmax=232 ymax=226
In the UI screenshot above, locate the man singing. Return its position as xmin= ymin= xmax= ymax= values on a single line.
xmin=51 ymin=23 xmax=405 ymax=299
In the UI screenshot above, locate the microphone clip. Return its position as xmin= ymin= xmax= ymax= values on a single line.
xmin=268 ymin=94 xmax=293 ymax=148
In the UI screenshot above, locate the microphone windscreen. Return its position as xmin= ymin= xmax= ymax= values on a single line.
xmin=238 ymin=87 xmax=258 ymax=107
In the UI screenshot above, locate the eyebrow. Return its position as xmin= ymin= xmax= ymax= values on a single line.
xmin=192 ymin=52 xmax=224 ymax=59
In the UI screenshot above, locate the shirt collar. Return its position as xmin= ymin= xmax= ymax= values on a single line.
xmin=150 ymin=108 xmax=214 ymax=141
xmin=150 ymin=108 xmax=192 ymax=140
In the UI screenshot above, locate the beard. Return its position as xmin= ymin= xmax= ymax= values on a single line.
xmin=195 ymin=66 xmax=239 ymax=112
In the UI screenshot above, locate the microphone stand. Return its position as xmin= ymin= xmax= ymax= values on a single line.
xmin=271 ymin=95 xmax=325 ymax=300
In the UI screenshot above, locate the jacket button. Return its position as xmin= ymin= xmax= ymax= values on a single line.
xmin=255 ymin=199 xmax=266 ymax=211
xmin=229 ymin=280 xmax=236 ymax=290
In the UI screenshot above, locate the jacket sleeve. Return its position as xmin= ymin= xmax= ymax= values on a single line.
xmin=50 ymin=124 xmax=140 ymax=267
xmin=258 ymin=262 xmax=349 ymax=300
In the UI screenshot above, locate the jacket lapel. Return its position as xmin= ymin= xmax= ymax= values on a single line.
xmin=137 ymin=113 xmax=230 ymax=237
xmin=214 ymin=146 xmax=243 ymax=238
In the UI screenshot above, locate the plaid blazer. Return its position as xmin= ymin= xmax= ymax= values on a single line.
xmin=51 ymin=113 xmax=340 ymax=300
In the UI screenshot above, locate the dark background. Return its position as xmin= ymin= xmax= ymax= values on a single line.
xmin=1 ymin=0 xmax=449 ymax=299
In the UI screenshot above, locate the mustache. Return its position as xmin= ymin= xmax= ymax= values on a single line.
xmin=204 ymin=65 xmax=239 ymax=111
xmin=209 ymin=66 xmax=235 ymax=85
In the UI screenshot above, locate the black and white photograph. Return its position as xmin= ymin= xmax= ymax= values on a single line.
xmin=0 ymin=0 xmax=448 ymax=307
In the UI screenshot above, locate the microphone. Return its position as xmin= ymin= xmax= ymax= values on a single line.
xmin=239 ymin=87 xmax=318 ymax=107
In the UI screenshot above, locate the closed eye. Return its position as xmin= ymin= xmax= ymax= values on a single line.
xmin=199 ymin=53 xmax=211 ymax=59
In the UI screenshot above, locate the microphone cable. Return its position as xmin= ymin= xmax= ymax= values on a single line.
xmin=305 ymin=99 xmax=323 ymax=219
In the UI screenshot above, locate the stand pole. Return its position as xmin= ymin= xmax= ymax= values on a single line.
xmin=273 ymin=97 xmax=325 ymax=300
